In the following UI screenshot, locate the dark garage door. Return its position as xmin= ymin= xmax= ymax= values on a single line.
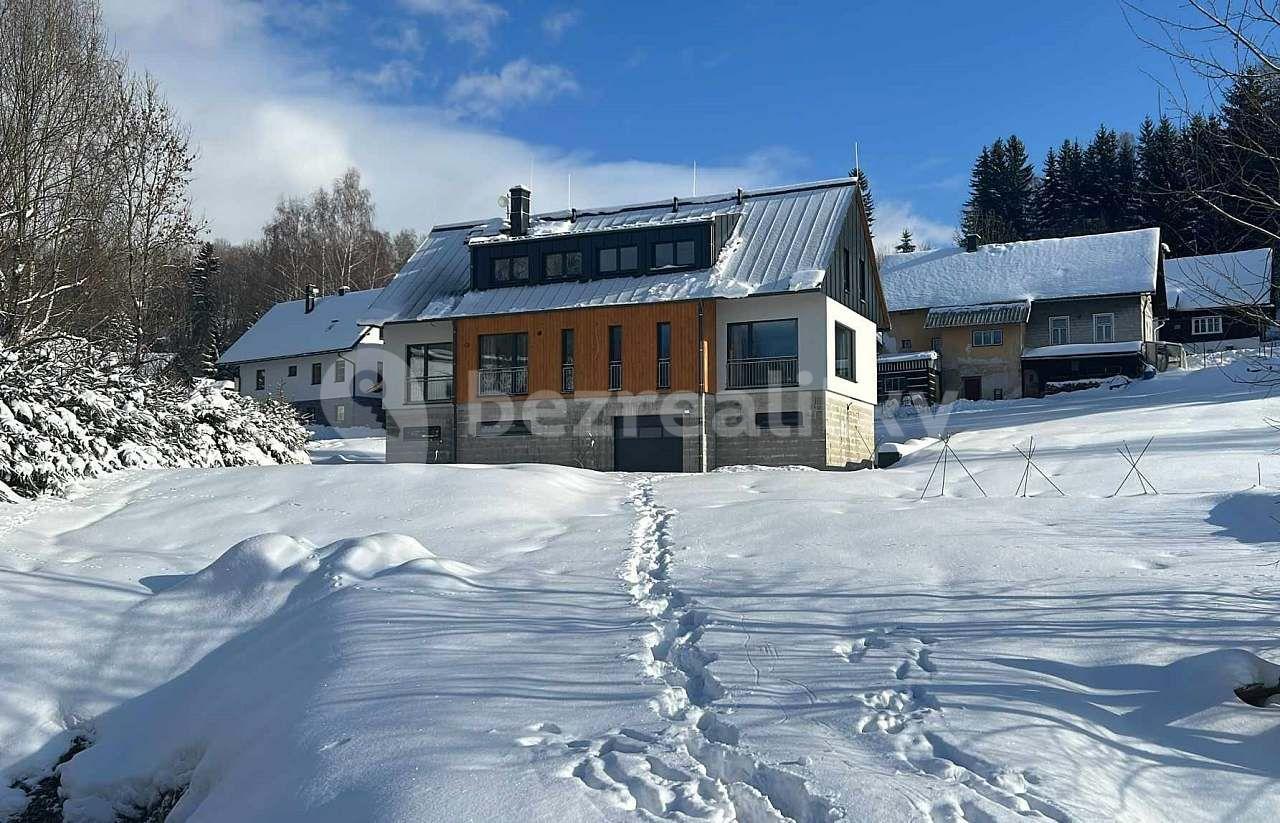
xmin=614 ymin=414 xmax=684 ymax=472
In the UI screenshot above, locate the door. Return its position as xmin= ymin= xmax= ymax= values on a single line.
xmin=613 ymin=414 xmax=684 ymax=472
xmin=962 ymin=376 xmax=982 ymax=401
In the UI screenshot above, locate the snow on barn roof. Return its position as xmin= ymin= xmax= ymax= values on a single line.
xmin=880 ymin=228 xmax=1162 ymax=311
xmin=218 ymin=288 xmax=382 ymax=366
xmin=1021 ymin=340 xmax=1144 ymax=359
xmin=924 ymin=301 xmax=1031 ymax=328
xmin=360 ymin=179 xmax=859 ymax=325
xmin=1163 ymin=247 xmax=1273 ymax=310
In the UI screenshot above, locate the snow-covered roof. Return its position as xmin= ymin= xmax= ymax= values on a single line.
xmin=361 ymin=179 xmax=858 ymax=325
xmin=880 ymin=229 xmax=1162 ymax=311
xmin=877 ymin=351 xmax=939 ymax=363
xmin=219 ymin=288 xmax=382 ymax=366
xmin=1163 ymin=247 xmax=1273 ymax=310
xmin=1021 ymin=340 xmax=1144 ymax=360
xmin=924 ymin=301 xmax=1031 ymax=328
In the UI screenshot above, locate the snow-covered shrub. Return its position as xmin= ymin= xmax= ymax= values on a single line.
xmin=0 ymin=340 xmax=309 ymax=500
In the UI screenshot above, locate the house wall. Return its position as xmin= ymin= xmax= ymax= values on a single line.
xmin=382 ymin=320 xmax=454 ymax=463
xmin=887 ymin=309 xmax=1025 ymax=400
xmin=714 ymin=291 xmax=826 ymax=393
xmin=453 ymin=301 xmax=715 ymax=402
xmin=236 ymin=337 xmax=384 ymax=428
xmin=1161 ymin=306 xmax=1271 ymax=347
xmin=1025 ymin=295 xmax=1151 ymax=348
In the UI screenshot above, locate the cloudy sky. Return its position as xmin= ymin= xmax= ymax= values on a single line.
xmin=104 ymin=0 xmax=1183 ymax=250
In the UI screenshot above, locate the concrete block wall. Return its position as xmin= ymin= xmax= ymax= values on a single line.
xmin=822 ymin=392 xmax=876 ymax=468
xmin=385 ymin=405 xmax=455 ymax=463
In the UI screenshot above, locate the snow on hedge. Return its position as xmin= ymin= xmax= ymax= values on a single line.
xmin=0 ymin=341 xmax=309 ymax=500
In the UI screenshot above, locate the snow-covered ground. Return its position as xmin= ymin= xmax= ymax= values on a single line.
xmin=305 ymin=434 xmax=386 ymax=464
xmin=2 ymin=359 xmax=1279 ymax=821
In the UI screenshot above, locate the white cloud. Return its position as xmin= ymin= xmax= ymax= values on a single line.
xmin=372 ymin=22 xmax=426 ymax=57
xmin=100 ymin=1 xmax=786 ymax=241
xmin=398 ymin=0 xmax=505 ymax=50
xmin=873 ymin=200 xmax=956 ymax=255
xmin=541 ymin=9 xmax=579 ymax=40
xmin=446 ymin=59 xmax=579 ymax=120
xmin=356 ymin=59 xmax=422 ymax=94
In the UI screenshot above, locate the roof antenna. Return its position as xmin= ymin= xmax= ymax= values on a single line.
xmin=693 ymin=160 xmax=698 ymax=197
xmin=567 ymin=172 xmax=572 ymax=209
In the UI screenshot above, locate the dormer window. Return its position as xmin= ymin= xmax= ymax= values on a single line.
xmin=653 ymin=240 xmax=695 ymax=269
xmin=599 ymin=245 xmax=638 ymax=274
xmin=493 ymin=256 xmax=529 ymax=283
xmin=544 ymin=251 xmax=583 ymax=280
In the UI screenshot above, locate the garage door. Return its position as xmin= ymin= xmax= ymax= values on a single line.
xmin=613 ymin=414 xmax=684 ymax=472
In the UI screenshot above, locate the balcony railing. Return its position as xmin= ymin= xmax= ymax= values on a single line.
xmin=478 ymin=366 xmax=528 ymax=396
xmin=656 ymin=358 xmax=671 ymax=390
xmin=726 ymin=356 xmax=799 ymax=389
xmin=561 ymin=364 xmax=575 ymax=393
xmin=608 ymin=361 xmax=623 ymax=391
xmin=408 ymin=376 xmax=453 ymax=403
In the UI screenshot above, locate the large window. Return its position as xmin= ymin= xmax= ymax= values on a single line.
xmin=653 ymin=240 xmax=695 ymax=269
xmin=492 ymin=256 xmax=529 ymax=283
xmin=478 ymin=333 xmax=528 ymax=395
xmin=726 ymin=319 xmax=799 ymax=388
xmin=599 ymin=245 xmax=638 ymax=274
xmin=1192 ymin=315 xmax=1224 ymax=335
xmin=407 ymin=343 xmax=453 ymax=402
xmin=972 ymin=329 xmax=1003 ymax=347
xmin=835 ymin=323 xmax=855 ymax=381
xmin=544 ymin=251 xmax=583 ymax=280
xmin=656 ymin=322 xmax=671 ymax=389
xmin=1093 ymin=313 xmax=1115 ymax=343
xmin=1049 ymin=316 xmax=1069 ymax=346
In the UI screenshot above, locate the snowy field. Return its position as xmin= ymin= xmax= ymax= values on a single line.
xmin=2 ymin=359 xmax=1279 ymax=821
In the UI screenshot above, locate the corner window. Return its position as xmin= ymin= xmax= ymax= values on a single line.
xmin=287 ymin=365 xmax=297 ymax=377
xmin=408 ymin=343 xmax=453 ymax=402
xmin=972 ymin=329 xmax=1003 ymax=347
xmin=255 ymin=369 xmax=265 ymax=391
xmin=1192 ymin=315 xmax=1223 ymax=335
xmin=835 ymin=323 xmax=855 ymax=381
xmin=1049 ymin=316 xmax=1069 ymax=346
xmin=334 ymin=359 xmax=346 ymax=382
xmin=311 ymin=363 xmax=322 ymax=385
xmin=492 ymin=256 xmax=529 ymax=283
xmin=1093 ymin=313 xmax=1115 ymax=343
xmin=544 ymin=251 xmax=582 ymax=280
xmin=726 ymin=319 xmax=799 ymax=389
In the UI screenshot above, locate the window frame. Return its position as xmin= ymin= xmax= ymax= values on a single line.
xmin=406 ymin=342 xmax=454 ymax=403
xmin=598 ymin=245 xmax=638 ymax=275
xmin=899 ymin=339 xmax=913 ymax=352
xmin=1092 ymin=313 xmax=1115 ymax=343
xmin=834 ymin=322 xmax=855 ymax=381
xmin=544 ymin=250 xmax=583 ymax=281
xmin=492 ymin=255 xmax=529 ymax=283
xmin=656 ymin=322 xmax=672 ymax=390
xmin=726 ymin=318 xmax=800 ymax=361
xmin=1192 ymin=314 xmax=1224 ymax=335
xmin=334 ymin=403 xmax=346 ymax=424
xmin=1049 ymin=316 xmax=1070 ymax=346
xmin=311 ymin=362 xmax=322 ymax=385
xmin=334 ymin=359 xmax=346 ymax=383
xmin=755 ymin=411 xmax=803 ymax=429
xmin=971 ymin=328 xmax=1004 ymax=348
xmin=475 ymin=419 xmax=532 ymax=437
xmin=255 ymin=369 xmax=265 ymax=391
xmin=287 ymin=365 xmax=297 ymax=378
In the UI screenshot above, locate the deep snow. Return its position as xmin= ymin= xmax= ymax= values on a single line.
xmin=2 ymin=357 xmax=1279 ymax=822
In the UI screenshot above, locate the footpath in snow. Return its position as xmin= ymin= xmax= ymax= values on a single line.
xmin=1 ymin=358 xmax=1279 ymax=822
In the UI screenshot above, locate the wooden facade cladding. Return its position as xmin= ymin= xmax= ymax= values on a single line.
xmin=454 ymin=301 xmax=716 ymax=402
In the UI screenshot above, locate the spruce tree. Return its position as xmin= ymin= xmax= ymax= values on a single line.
xmin=186 ymin=243 xmax=219 ymax=378
xmin=1137 ymin=116 xmax=1197 ymax=254
xmin=849 ymin=165 xmax=875 ymax=235
xmin=959 ymin=135 xmax=1037 ymax=244
xmin=895 ymin=228 xmax=916 ymax=253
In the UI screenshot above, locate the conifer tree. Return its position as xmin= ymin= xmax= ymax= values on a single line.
xmin=185 ymin=243 xmax=219 ymax=378
xmin=849 ymin=165 xmax=875 ymax=235
xmin=895 ymin=228 xmax=916 ymax=253
xmin=1136 ymin=116 xmax=1197 ymax=254
xmin=960 ymin=135 xmax=1037 ymax=244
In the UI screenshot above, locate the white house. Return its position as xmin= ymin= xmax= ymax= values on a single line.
xmin=218 ymin=287 xmax=385 ymax=429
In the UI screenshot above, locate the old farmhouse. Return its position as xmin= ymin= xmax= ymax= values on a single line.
xmin=878 ymin=229 xmax=1169 ymax=402
xmin=1161 ymin=247 xmax=1276 ymax=352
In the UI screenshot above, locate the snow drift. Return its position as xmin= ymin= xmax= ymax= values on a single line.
xmin=0 ymin=342 xmax=309 ymax=500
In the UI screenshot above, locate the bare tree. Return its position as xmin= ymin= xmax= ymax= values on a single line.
xmin=0 ymin=0 xmax=119 ymax=345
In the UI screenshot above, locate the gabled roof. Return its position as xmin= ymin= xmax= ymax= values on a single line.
xmin=924 ymin=301 xmax=1031 ymax=328
xmin=880 ymin=228 xmax=1162 ymax=312
xmin=361 ymin=179 xmax=859 ymax=325
xmin=218 ymin=288 xmax=382 ymax=366
xmin=1163 ymin=247 xmax=1273 ymax=310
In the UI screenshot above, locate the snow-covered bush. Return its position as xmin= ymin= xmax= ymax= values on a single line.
xmin=0 ymin=340 xmax=309 ymax=500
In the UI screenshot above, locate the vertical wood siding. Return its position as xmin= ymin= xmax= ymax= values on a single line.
xmin=455 ymin=301 xmax=716 ymax=402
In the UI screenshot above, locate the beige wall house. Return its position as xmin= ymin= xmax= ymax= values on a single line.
xmin=878 ymin=229 xmax=1168 ymax=402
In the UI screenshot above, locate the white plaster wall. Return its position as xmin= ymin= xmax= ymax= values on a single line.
xmin=824 ymin=296 xmax=879 ymax=405
xmin=714 ymin=291 xmax=828 ymax=394
xmin=380 ymin=320 xmax=454 ymax=410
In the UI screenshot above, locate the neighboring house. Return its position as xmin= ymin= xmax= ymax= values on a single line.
xmin=218 ymin=287 xmax=385 ymax=428
xmin=1161 ymin=247 xmax=1275 ymax=352
xmin=359 ymin=178 xmax=890 ymax=471
xmin=879 ymin=229 xmax=1168 ymax=401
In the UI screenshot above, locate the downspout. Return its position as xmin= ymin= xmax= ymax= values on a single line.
xmin=697 ymin=300 xmax=708 ymax=473
xmin=451 ymin=321 xmax=459 ymax=465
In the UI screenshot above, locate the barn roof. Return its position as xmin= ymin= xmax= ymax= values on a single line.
xmin=1163 ymin=247 xmax=1273 ymax=310
xmin=218 ymin=288 xmax=382 ymax=366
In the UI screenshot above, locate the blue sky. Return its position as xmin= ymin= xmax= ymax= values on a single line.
xmin=107 ymin=0 xmax=1194 ymax=248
